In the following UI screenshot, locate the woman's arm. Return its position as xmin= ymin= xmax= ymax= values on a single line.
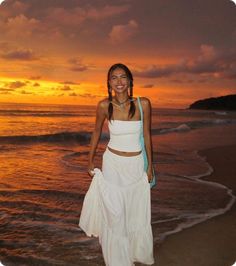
xmin=142 ymin=97 xmax=153 ymax=180
xmin=88 ymin=100 xmax=107 ymax=173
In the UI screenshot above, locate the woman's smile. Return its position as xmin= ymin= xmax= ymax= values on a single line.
xmin=117 ymin=85 xmax=124 ymax=89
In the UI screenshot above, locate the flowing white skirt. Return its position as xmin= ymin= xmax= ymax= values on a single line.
xmin=79 ymin=147 xmax=154 ymax=266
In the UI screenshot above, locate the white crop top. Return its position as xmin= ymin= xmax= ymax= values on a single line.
xmin=107 ymin=120 xmax=142 ymax=152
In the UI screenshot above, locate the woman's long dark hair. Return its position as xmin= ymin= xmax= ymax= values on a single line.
xmin=107 ymin=63 xmax=136 ymax=121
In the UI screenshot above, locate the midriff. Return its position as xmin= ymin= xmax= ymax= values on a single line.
xmin=107 ymin=146 xmax=142 ymax=157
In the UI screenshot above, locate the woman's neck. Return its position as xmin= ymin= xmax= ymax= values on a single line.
xmin=113 ymin=93 xmax=129 ymax=103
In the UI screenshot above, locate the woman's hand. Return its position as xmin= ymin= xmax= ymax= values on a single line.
xmin=88 ymin=162 xmax=95 ymax=178
xmin=147 ymin=166 xmax=153 ymax=183
xmin=87 ymin=100 xmax=106 ymax=178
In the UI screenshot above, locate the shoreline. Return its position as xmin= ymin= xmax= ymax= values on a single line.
xmin=153 ymin=144 xmax=236 ymax=266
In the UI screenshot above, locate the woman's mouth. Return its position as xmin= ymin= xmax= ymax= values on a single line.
xmin=117 ymin=86 xmax=124 ymax=89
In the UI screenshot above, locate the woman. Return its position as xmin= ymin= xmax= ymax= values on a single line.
xmin=79 ymin=63 xmax=154 ymax=266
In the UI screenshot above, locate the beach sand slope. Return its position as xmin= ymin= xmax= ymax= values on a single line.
xmin=153 ymin=144 xmax=236 ymax=266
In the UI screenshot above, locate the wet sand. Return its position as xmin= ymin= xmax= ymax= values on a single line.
xmin=153 ymin=144 xmax=236 ymax=266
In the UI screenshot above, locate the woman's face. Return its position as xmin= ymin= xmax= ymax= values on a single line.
xmin=109 ymin=68 xmax=130 ymax=94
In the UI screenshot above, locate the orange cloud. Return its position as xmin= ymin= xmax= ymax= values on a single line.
xmin=68 ymin=58 xmax=89 ymax=72
xmin=58 ymin=85 xmax=72 ymax=91
xmin=47 ymin=4 xmax=130 ymax=27
xmin=9 ymin=81 xmax=26 ymax=88
xmin=109 ymin=20 xmax=138 ymax=44
xmin=5 ymin=14 xmax=41 ymax=37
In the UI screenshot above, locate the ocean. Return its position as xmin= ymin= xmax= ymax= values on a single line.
xmin=0 ymin=101 xmax=236 ymax=266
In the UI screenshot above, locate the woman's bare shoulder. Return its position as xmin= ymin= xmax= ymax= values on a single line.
xmin=98 ymin=97 xmax=110 ymax=108
xmin=139 ymin=97 xmax=151 ymax=107
xmin=96 ymin=98 xmax=109 ymax=119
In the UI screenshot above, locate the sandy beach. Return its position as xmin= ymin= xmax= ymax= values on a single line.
xmin=153 ymin=144 xmax=236 ymax=266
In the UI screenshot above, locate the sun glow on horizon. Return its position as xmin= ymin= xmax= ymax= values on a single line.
xmin=0 ymin=76 xmax=109 ymax=106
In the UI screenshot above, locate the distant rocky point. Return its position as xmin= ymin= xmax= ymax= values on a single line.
xmin=188 ymin=94 xmax=236 ymax=110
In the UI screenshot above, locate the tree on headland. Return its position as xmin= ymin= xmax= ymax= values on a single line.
xmin=188 ymin=94 xmax=236 ymax=111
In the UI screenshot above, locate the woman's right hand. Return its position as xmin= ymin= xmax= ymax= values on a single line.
xmin=88 ymin=162 xmax=95 ymax=178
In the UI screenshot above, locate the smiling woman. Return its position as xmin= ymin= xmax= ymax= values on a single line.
xmin=79 ymin=63 xmax=155 ymax=266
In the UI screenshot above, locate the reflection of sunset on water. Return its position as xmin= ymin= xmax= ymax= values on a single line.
xmin=0 ymin=101 xmax=236 ymax=264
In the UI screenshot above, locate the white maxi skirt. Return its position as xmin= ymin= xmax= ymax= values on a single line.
xmin=79 ymin=147 xmax=154 ymax=266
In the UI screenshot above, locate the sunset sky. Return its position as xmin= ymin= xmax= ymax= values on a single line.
xmin=0 ymin=0 xmax=235 ymax=108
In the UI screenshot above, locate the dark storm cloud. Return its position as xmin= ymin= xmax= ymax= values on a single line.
xmin=0 ymin=87 xmax=15 ymax=92
xmin=77 ymin=92 xmax=103 ymax=98
xmin=125 ymin=0 xmax=236 ymax=51
xmin=0 ymin=91 xmax=11 ymax=95
xmin=141 ymin=84 xmax=154 ymax=88
xmin=9 ymin=81 xmax=26 ymax=88
xmin=60 ymin=85 xmax=72 ymax=91
xmin=20 ymin=90 xmax=32 ymax=94
xmin=69 ymin=92 xmax=77 ymax=96
xmin=170 ymin=79 xmax=195 ymax=83
xmin=0 ymin=0 xmax=235 ymax=55
xmin=134 ymin=45 xmax=236 ymax=80
xmin=33 ymin=82 xmax=40 ymax=87
xmin=61 ymin=81 xmax=80 ymax=85
xmin=0 ymin=0 xmax=130 ymax=38
xmin=69 ymin=65 xmax=88 ymax=72
xmin=134 ymin=65 xmax=178 ymax=78
xmin=2 ymin=48 xmax=38 ymax=60
xmin=0 ymin=0 xmax=130 ymax=18
xmin=57 ymin=93 xmax=65 ymax=97
xmin=68 ymin=58 xmax=89 ymax=72
xmin=53 ymin=85 xmax=73 ymax=91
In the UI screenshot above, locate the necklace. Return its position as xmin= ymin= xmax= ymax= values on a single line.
xmin=111 ymin=97 xmax=130 ymax=109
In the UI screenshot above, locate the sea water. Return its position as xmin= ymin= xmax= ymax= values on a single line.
xmin=0 ymin=102 xmax=236 ymax=265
